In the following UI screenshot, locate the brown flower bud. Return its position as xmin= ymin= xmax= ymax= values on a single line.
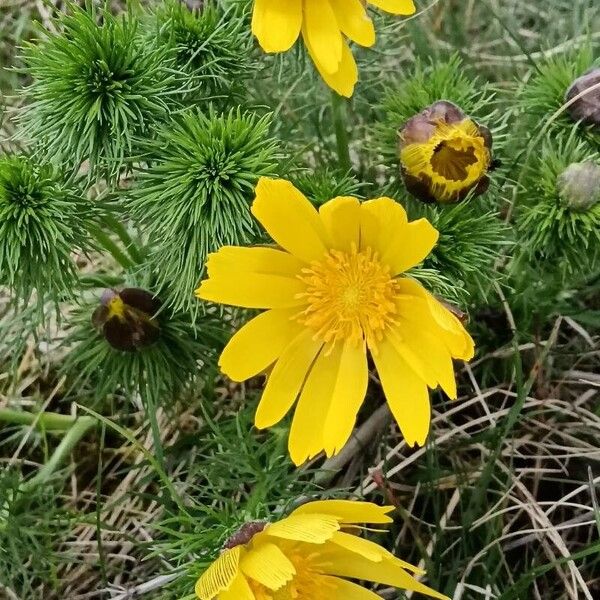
xmin=92 ymin=288 xmax=161 ymax=352
xmin=557 ymin=161 xmax=600 ymax=212
xmin=565 ymin=68 xmax=600 ymax=127
xmin=398 ymin=101 xmax=493 ymax=204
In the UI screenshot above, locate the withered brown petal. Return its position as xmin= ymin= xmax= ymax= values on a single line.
xmin=103 ymin=316 xmax=138 ymax=352
xmin=119 ymin=288 xmax=162 ymax=316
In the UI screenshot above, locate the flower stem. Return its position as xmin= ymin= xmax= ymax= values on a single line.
xmin=89 ymin=224 xmax=135 ymax=271
xmin=331 ymin=90 xmax=352 ymax=173
xmin=0 ymin=409 xmax=97 ymax=494
xmin=102 ymin=214 xmax=145 ymax=265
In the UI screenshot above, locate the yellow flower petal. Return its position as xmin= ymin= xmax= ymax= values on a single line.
xmin=305 ymin=35 xmax=358 ymax=97
xmin=303 ymin=0 xmax=343 ymax=74
xmin=368 ymin=0 xmax=416 ymax=14
xmin=195 ymin=546 xmax=241 ymax=600
xmin=372 ymin=335 xmax=431 ymax=447
xmin=396 ymin=319 xmax=457 ymax=399
xmin=359 ymin=197 xmax=408 ymax=258
xmin=319 ymin=196 xmax=361 ymax=253
xmin=330 ymin=531 xmax=385 ymax=562
xmin=251 ymin=0 xmax=302 ymax=52
xmin=205 ymin=246 xmax=305 ymax=279
xmin=288 ymin=345 xmax=342 ymax=466
xmin=325 ymin=574 xmax=385 ymax=599
xmin=292 ymin=500 xmax=394 ymax=525
xmin=384 ymin=327 xmax=437 ymax=389
xmin=321 ymin=547 xmax=449 ymax=600
xmin=251 ymin=178 xmax=329 ymax=263
xmin=240 ymin=542 xmax=295 ymax=591
xmin=219 ymin=309 xmax=303 ymax=382
xmin=330 ymin=0 xmax=376 ymax=47
xmin=323 ymin=339 xmax=369 ymax=457
xmin=255 ymin=329 xmax=323 ymax=429
xmin=218 ymin=574 xmax=254 ymax=600
xmin=265 ymin=513 xmax=340 ymax=544
xmin=196 ymin=273 xmax=305 ymax=310
xmin=381 ymin=218 xmax=439 ymax=275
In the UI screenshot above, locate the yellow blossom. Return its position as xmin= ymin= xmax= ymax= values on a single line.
xmin=196 ymin=177 xmax=474 ymax=466
xmin=251 ymin=0 xmax=416 ymax=97
xmin=195 ymin=499 xmax=449 ymax=600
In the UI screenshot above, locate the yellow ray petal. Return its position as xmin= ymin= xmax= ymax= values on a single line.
xmin=240 ymin=542 xmax=295 ymax=591
xmin=251 ymin=0 xmax=303 ymax=53
xmin=330 ymin=531 xmax=386 ymax=562
xmin=381 ymin=218 xmax=439 ymax=275
xmin=368 ymin=0 xmax=416 ymax=14
xmin=195 ymin=546 xmax=241 ymax=600
xmin=303 ymin=0 xmax=343 ymax=74
xmin=219 ymin=309 xmax=303 ymax=382
xmin=305 ymin=34 xmax=358 ymax=98
xmin=251 ymin=178 xmax=329 ymax=263
xmin=292 ymin=500 xmax=394 ymax=525
xmin=319 ymin=196 xmax=361 ymax=253
xmin=265 ymin=513 xmax=340 ymax=544
xmin=205 ymin=246 xmax=305 ymax=279
xmin=288 ymin=344 xmax=342 ymax=466
xmin=359 ymin=197 xmax=408 ymax=258
xmin=323 ymin=339 xmax=369 ymax=456
xmin=218 ymin=573 xmax=255 ymax=600
xmin=372 ymin=336 xmax=431 ymax=447
xmin=329 ymin=0 xmax=375 ymax=47
xmin=255 ymin=328 xmax=323 ymax=429
xmin=321 ymin=548 xmax=449 ymax=600
xmin=196 ymin=273 xmax=305 ymax=310
xmin=385 ymin=327 xmax=437 ymax=389
xmin=324 ymin=574 xmax=384 ymax=599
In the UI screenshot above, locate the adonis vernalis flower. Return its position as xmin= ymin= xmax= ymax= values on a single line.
xmin=399 ymin=101 xmax=493 ymax=203
xmin=195 ymin=499 xmax=449 ymax=600
xmin=196 ymin=177 xmax=474 ymax=466
xmin=251 ymin=0 xmax=416 ymax=97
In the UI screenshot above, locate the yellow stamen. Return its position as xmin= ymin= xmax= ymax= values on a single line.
xmin=296 ymin=246 xmax=398 ymax=348
xmin=107 ymin=296 xmax=126 ymax=319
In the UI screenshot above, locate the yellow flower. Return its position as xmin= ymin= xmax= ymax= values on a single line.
xmin=196 ymin=177 xmax=474 ymax=465
xmin=399 ymin=101 xmax=493 ymax=203
xmin=251 ymin=0 xmax=416 ymax=97
xmin=195 ymin=499 xmax=448 ymax=600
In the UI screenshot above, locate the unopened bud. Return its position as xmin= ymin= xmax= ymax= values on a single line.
xmin=557 ymin=162 xmax=600 ymax=211
xmin=565 ymin=68 xmax=600 ymax=127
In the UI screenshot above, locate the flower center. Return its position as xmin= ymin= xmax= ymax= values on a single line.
xmin=431 ymin=139 xmax=478 ymax=182
xmin=296 ymin=247 xmax=398 ymax=346
xmin=249 ymin=549 xmax=334 ymax=600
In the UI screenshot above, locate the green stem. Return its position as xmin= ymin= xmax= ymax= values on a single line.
xmin=89 ymin=224 xmax=135 ymax=271
xmin=79 ymin=274 xmax=126 ymax=289
xmin=0 ymin=408 xmax=79 ymax=431
xmin=102 ymin=214 xmax=145 ymax=264
xmin=331 ymin=90 xmax=352 ymax=173
xmin=20 ymin=416 xmax=96 ymax=493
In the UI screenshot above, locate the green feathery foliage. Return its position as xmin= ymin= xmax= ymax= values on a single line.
xmin=129 ymin=108 xmax=280 ymax=314
xmin=20 ymin=3 xmax=173 ymax=180
xmin=291 ymin=167 xmax=363 ymax=205
xmin=516 ymin=133 xmax=600 ymax=274
xmin=419 ymin=201 xmax=511 ymax=304
xmin=518 ymin=46 xmax=599 ymax=144
xmin=0 ymin=155 xmax=96 ymax=308
xmin=0 ymin=468 xmax=72 ymax=597
xmin=152 ymin=0 xmax=255 ymax=102
xmin=61 ymin=292 xmax=225 ymax=407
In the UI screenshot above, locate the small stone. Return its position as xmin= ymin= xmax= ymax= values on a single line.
xmin=565 ymin=68 xmax=600 ymax=127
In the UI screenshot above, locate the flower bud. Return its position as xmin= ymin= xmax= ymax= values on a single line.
xmin=92 ymin=288 xmax=161 ymax=352
xmin=565 ymin=68 xmax=600 ymax=127
xmin=398 ymin=100 xmax=493 ymax=203
xmin=557 ymin=161 xmax=600 ymax=212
